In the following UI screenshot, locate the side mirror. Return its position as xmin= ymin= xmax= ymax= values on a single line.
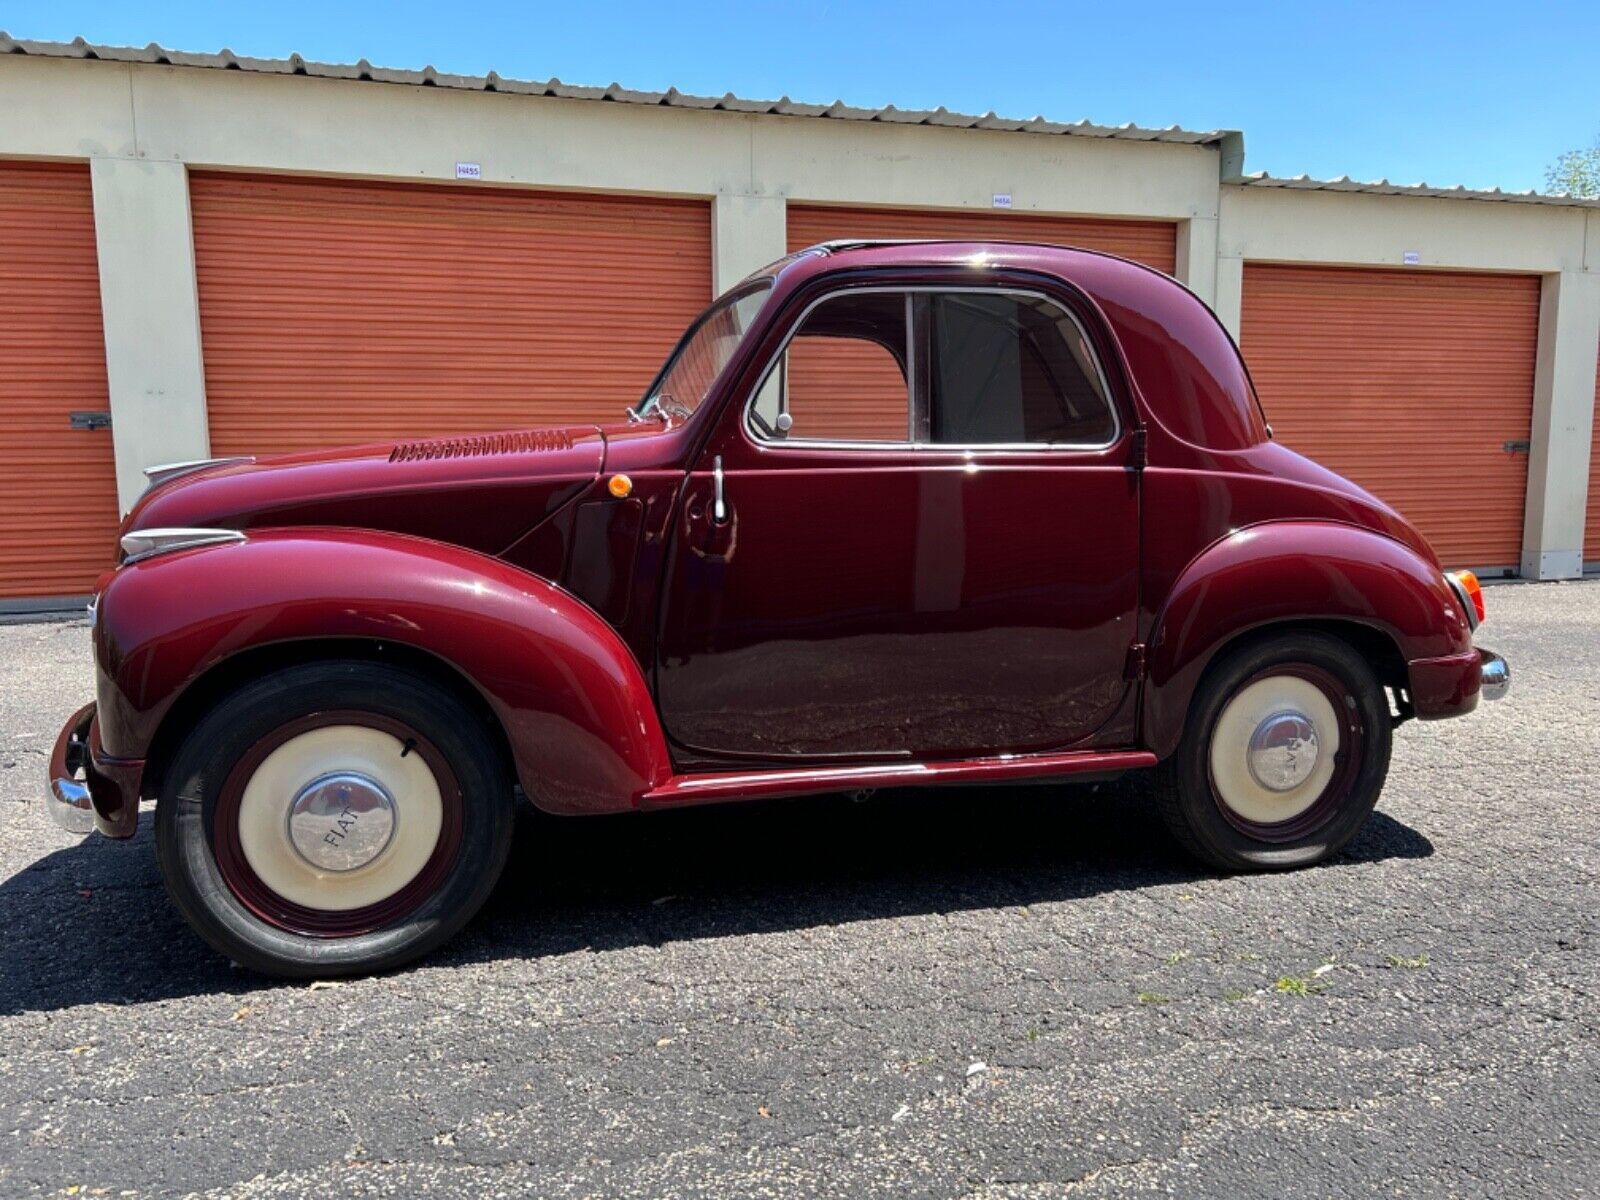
xmin=774 ymin=412 xmax=793 ymax=436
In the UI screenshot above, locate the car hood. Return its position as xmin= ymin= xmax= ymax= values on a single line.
xmin=122 ymin=426 xmax=607 ymax=558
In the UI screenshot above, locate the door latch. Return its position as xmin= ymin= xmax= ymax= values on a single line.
xmin=1502 ymin=440 xmax=1530 ymax=454
xmin=70 ymin=411 xmax=112 ymax=431
xmin=1123 ymin=642 xmax=1147 ymax=681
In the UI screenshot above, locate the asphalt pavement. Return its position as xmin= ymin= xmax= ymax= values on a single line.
xmin=1 ymin=580 xmax=1596 ymax=1198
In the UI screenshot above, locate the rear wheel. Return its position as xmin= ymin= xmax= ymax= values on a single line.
xmin=156 ymin=661 xmax=514 ymax=977
xmin=1154 ymin=632 xmax=1391 ymax=870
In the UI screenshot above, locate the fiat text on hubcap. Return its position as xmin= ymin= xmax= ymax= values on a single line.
xmin=287 ymin=771 xmax=398 ymax=872
xmin=1246 ymin=711 xmax=1321 ymax=793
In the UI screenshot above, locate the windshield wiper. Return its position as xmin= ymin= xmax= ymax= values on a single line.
xmin=626 ymin=393 xmax=686 ymax=425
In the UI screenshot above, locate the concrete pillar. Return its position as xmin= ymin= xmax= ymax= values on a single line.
xmin=1521 ymin=269 xmax=1600 ymax=579
xmin=1176 ymin=216 xmax=1218 ymax=308
xmin=1213 ymin=255 xmax=1245 ymax=341
xmin=712 ymin=193 xmax=787 ymax=295
xmin=89 ymin=157 xmax=210 ymax=512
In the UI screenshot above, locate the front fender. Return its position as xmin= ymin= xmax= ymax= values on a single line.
xmin=94 ymin=528 xmax=672 ymax=814
xmin=1142 ymin=521 xmax=1472 ymax=759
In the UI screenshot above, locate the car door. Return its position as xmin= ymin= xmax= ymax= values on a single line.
xmin=655 ymin=279 xmax=1140 ymax=763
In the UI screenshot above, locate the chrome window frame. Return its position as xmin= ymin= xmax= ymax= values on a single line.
xmin=634 ymin=277 xmax=774 ymax=423
xmin=741 ymin=284 xmax=1123 ymax=454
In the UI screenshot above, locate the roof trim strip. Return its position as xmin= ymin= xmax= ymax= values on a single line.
xmin=0 ymin=32 xmax=1235 ymax=147
xmin=6 ymin=34 xmax=1591 ymax=207
xmin=1228 ymin=171 xmax=1600 ymax=210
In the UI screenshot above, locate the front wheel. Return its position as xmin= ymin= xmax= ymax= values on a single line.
xmin=1154 ymin=632 xmax=1392 ymax=870
xmin=156 ymin=661 xmax=514 ymax=977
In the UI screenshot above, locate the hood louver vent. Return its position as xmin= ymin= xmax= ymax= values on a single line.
xmin=389 ymin=429 xmax=575 ymax=462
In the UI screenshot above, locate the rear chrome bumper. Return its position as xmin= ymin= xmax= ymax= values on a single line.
xmin=47 ymin=703 xmax=99 ymax=834
xmin=1478 ymin=648 xmax=1510 ymax=701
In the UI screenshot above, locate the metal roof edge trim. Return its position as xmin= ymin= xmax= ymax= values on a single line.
xmin=0 ymin=32 xmax=1236 ymax=147
xmin=1226 ymin=172 xmax=1600 ymax=211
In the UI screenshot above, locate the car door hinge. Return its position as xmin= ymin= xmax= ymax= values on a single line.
xmin=1128 ymin=427 xmax=1147 ymax=470
xmin=1123 ymin=642 xmax=1147 ymax=681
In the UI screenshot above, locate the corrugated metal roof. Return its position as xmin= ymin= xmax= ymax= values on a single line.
xmin=0 ymin=32 xmax=1234 ymax=147
xmin=6 ymin=35 xmax=1592 ymax=209
xmin=1231 ymin=171 xmax=1600 ymax=210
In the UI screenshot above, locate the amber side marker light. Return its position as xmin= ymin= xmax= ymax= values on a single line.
xmin=608 ymin=473 xmax=633 ymax=498
xmin=1452 ymin=570 xmax=1487 ymax=625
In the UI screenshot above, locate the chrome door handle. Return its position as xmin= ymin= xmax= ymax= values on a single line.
xmin=712 ymin=455 xmax=727 ymax=523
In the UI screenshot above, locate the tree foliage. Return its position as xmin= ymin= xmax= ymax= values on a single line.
xmin=1546 ymin=136 xmax=1600 ymax=198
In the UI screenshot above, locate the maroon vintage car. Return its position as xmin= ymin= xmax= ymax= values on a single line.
xmin=48 ymin=240 xmax=1507 ymax=976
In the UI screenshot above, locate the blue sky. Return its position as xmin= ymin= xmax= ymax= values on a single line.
xmin=4 ymin=1 xmax=1595 ymax=193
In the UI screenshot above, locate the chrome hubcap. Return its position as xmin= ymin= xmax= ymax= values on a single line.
xmin=286 ymin=772 xmax=398 ymax=872
xmin=1245 ymin=711 xmax=1320 ymax=793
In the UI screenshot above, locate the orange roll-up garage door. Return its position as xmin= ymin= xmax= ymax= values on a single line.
xmin=190 ymin=173 xmax=713 ymax=457
xmin=0 ymin=162 xmax=119 ymax=602
xmin=1240 ymin=264 xmax=1539 ymax=571
xmin=783 ymin=205 xmax=1178 ymax=439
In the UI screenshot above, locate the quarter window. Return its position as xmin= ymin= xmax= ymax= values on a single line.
xmin=927 ymin=293 xmax=1114 ymax=446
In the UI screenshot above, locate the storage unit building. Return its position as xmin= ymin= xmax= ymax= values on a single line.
xmin=0 ymin=36 xmax=1595 ymax=605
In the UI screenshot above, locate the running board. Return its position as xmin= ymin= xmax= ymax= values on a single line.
xmin=640 ymin=749 xmax=1157 ymax=809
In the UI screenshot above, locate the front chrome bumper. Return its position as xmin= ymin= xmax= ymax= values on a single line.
xmin=47 ymin=703 xmax=99 ymax=834
xmin=1478 ymin=648 xmax=1510 ymax=702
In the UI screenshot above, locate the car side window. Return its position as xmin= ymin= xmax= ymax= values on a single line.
xmin=928 ymin=293 xmax=1115 ymax=447
xmin=749 ymin=291 xmax=910 ymax=443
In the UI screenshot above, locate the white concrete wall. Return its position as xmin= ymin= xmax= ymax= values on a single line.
xmin=88 ymin=157 xmax=211 ymax=510
xmin=2 ymin=52 xmax=1597 ymax=575
xmin=1524 ymin=271 xmax=1600 ymax=577
xmin=713 ymin=194 xmax=787 ymax=293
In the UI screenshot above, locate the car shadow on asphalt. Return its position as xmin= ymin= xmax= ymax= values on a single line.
xmin=0 ymin=777 xmax=1433 ymax=1015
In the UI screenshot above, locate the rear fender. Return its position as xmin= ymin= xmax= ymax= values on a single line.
xmin=93 ymin=528 xmax=671 ymax=814
xmin=1142 ymin=521 xmax=1471 ymax=759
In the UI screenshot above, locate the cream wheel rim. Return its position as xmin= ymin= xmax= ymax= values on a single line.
xmin=235 ymin=724 xmax=443 ymax=911
xmin=1209 ymin=675 xmax=1341 ymax=826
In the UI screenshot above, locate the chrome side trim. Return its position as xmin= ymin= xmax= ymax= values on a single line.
xmin=807 ymin=239 xmax=930 ymax=255
xmin=142 ymin=456 xmax=254 ymax=489
xmin=741 ymin=284 xmax=1123 ymax=455
xmin=1478 ymin=649 xmax=1510 ymax=701
xmin=120 ymin=527 xmax=246 ymax=565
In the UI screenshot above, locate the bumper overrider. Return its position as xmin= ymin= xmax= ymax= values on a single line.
xmin=47 ymin=702 xmax=144 ymax=838
xmin=1478 ymin=648 xmax=1510 ymax=701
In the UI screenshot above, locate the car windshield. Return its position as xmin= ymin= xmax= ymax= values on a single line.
xmin=631 ymin=281 xmax=772 ymax=423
